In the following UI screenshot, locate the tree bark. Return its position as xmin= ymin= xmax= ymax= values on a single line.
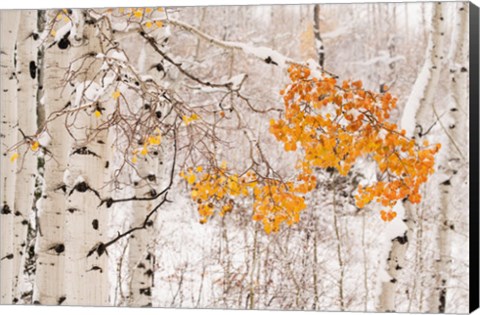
xmin=64 ymin=10 xmax=110 ymax=306
xmin=428 ymin=2 xmax=469 ymax=313
xmin=313 ymin=4 xmax=325 ymax=68
xmin=12 ymin=10 xmax=39 ymax=303
xmin=0 ymin=10 xmax=20 ymax=305
xmin=379 ymin=3 xmax=446 ymax=312
xmin=33 ymin=11 xmax=71 ymax=305
xmin=414 ymin=2 xmax=447 ymax=130
xmin=127 ymin=156 xmax=158 ymax=307
xmin=378 ymin=204 xmax=413 ymax=312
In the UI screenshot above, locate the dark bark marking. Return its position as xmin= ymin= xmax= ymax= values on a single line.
xmin=1 ymin=204 xmax=11 ymax=214
xmin=57 ymin=296 xmax=66 ymax=305
xmin=1 ymin=253 xmax=14 ymax=260
xmin=264 ymin=56 xmax=278 ymax=65
xmin=54 ymin=184 xmax=67 ymax=193
xmin=87 ymin=242 xmax=107 ymax=257
xmin=105 ymin=198 xmax=113 ymax=208
xmin=67 ymin=207 xmax=79 ymax=213
xmin=392 ymin=232 xmax=408 ymax=245
xmin=147 ymin=174 xmax=156 ymax=182
xmin=29 ymin=61 xmax=37 ymax=79
xmin=87 ymin=266 xmax=103 ymax=273
xmin=49 ymin=243 xmax=65 ymax=254
xmin=57 ymin=31 xmax=71 ymax=50
xmin=139 ymin=287 xmax=151 ymax=296
xmin=71 ymin=146 xmax=100 ymax=157
xmin=441 ymin=179 xmax=451 ymax=186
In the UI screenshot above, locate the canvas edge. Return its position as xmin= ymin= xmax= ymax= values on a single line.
xmin=469 ymin=1 xmax=480 ymax=314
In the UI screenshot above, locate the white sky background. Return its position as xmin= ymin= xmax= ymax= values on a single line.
xmin=0 ymin=0 xmax=479 ymax=315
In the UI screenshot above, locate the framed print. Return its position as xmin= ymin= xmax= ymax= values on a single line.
xmin=1 ymin=1 xmax=479 ymax=313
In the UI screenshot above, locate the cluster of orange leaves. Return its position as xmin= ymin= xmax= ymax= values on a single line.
xmin=180 ymin=162 xmax=316 ymax=233
xmin=181 ymin=65 xmax=440 ymax=231
xmin=270 ymin=65 xmax=440 ymax=220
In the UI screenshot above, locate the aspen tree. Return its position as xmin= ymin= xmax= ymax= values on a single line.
xmin=0 ymin=10 xmax=20 ymax=304
xmin=33 ymin=10 xmax=72 ymax=305
xmin=64 ymin=10 xmax=111 ymax=306
xmin=379 ymin=2 xmax=446 ymax=312
xmin=12 ymin=10 xmax=39 ymax=303
xmin=428 ymin=2 xmax=469 ymax=313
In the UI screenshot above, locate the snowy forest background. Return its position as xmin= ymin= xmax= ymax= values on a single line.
xmin=0 ymin=1 xmax=471 ymax=313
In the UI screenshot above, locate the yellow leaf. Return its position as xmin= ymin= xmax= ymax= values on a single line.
xmin=94 ymin=110 xmax=102 ymax=118
xmin=10 ymin=152 xmax=19 ymax=163
xmin=133 ymin=10 xmax=143 ymax=18
xmin=187 ymin=174 xmax=196 ymax=185
xmin=157 ymin=8 xmax=164 ymax=12
xmin=264 ymin=223 xmax=272 ymax=234
xmin=195 ymin=166 xmax=203 ymax=172
xmin=131 ymin=155 xmax=138 ymax=164
xmin=148 ymin=135 xmax=161 ymax=145
xmin=145 ymin=21 xmax=153 ymax=28
xmin=145 ymin=8 xmax=153 ymax=13
xmin=30 ymin=141 xmax=40 ymax=151
xmin=141 ymin=147 xmax=148 ymax=156
xmin=113 ymin=90 xmax=121 ymax=100
xmin=155 ymin=20 xmax=163 ymax=28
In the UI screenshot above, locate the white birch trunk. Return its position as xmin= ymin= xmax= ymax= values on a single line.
xmin=377 ymin=204 xmax=413 ymax=312
xmin=428 ymin=3 xmax=469 ymax=313
xmin=126 ymin=44 xmax=165 ymax=307
xmin=0 ymin=10 xmax=20 ymax=304
xmin=64 ymin=11 xmax=110 ymax=306
xmin=33 ymin=11 xmax=72 ymax=306
xmin=379 ymin=3 xmax=446 ymax=312
xmin=12 ymin=10 xmax=39 ymax=303
xmin=414 ymin=2 xmax=447 ymax=128
xmin=127 ymin=158 xmax=158 ymax=307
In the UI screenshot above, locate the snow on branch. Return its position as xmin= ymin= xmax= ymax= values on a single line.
xmin=167 ymin=18 xmax=338 ymax=78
